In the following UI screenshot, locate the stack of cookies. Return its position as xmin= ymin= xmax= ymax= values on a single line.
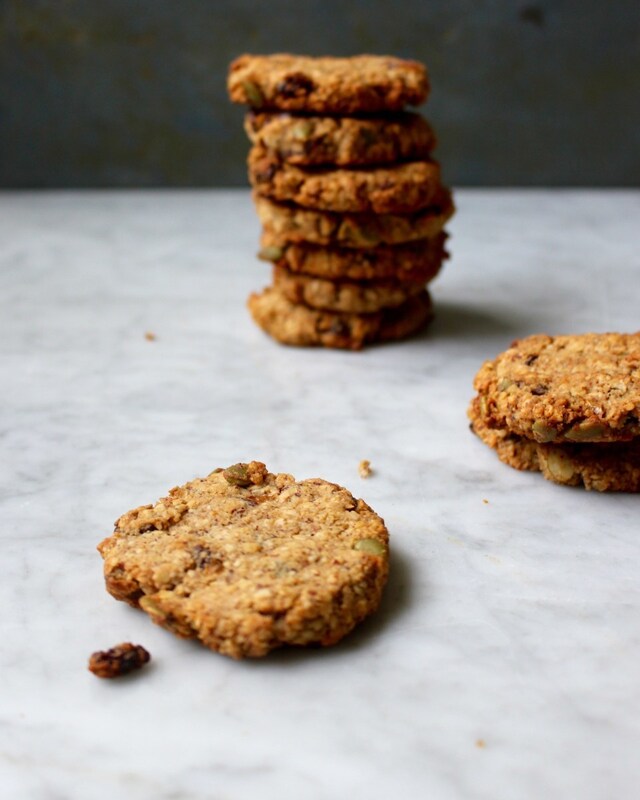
xmin=227 ymin=53 xmax=454 ymax=350
xmin=468 ymin=332 xmax=640 ymax=492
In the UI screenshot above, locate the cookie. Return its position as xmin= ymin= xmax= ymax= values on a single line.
xmin=272 ymin=264 xmax=426 ymax=313
xmin=248 ymin=286 xmax=433 ymax=349
xmin=468 ymin=396 xmax=542 ymax=473
xmin=228 ymin=53 xmax=429 ymax=114
xmin=469 ymin=399 xmax=640 ymax=492
xmin=254 ymin=190 xmax=454 ymax=248
xmin=98 ymin=462 xmax=389 ymax=659
xmin=248 ymin=145 xmax=442 ymax=213
xmin=472 ymin=333 xmax=640 ymax=444
xmin=259 ymin=232 xmax=447 ymax=282
xmin=244 ymin=110 xmax=436 ymax=167
xmin=535 ymin=441 xmax=640 ymax=492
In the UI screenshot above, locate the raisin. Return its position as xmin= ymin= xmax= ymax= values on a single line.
xmin=191 ymin=545 xmax=222 ymax=571
xmin=276 ymin=72 xmax=316 ymax=99
xmin=139 ymin=523 xmax=157 ymax=533
xmin=88 ymin=643 xmax=151 ymax=678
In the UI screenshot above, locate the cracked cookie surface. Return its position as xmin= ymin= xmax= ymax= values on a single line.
xmin=248 ymin=286 xmax=432 ymax=349
xmin=228 ymin=53 xmax=429 ymax=113
xmin=255 ymin=191 xmax=454 ymax=248
xmin=98 ymin=462 xmax=389 ymax=658
xmin=244 ymin=111 xmax=436 ymax=167
xmin=472 ymin=333 xmax=640 ymax=444
xmin=249 ymin=145 xmax=442 ymax=213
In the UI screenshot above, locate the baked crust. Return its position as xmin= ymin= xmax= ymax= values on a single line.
xmin=469 ymin=396 xmax=640 ymax=492
xmin=248 ymin=286 xmax=433 ymax=350
xmin=244 ymin=111 xmax=436 ymax=167
xmin=259 ymin=231 xmax=447 ymax=282
xmin=98 ymin=463 xmax=389 ymax=658
xmin=472 ymin=333 xmax=640 ymax=443
xmin=254 ymin=191 xmax=454 ymax=248
xmin=248 ymin=145 xmax=442 ymax=213
xmin=228 ymin=53 xmax=429 ymax=113
xmin=272 ymin=264 xmax=426 ymax=313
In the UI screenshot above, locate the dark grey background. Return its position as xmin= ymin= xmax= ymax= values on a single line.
xmin=2 ymin=0 xmax=639 ymax=187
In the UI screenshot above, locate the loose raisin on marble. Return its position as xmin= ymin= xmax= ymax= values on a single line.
xmin=88 ymin=643 xmax=151 ymax=679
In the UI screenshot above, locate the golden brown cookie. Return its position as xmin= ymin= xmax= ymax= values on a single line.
xmin=468 ymin=396 xmax=541 ymax=473
xmin=228 ymin=53 xmax=429 ymax=114
xmin=259 ymin=231 xmax=447 ymax=282
xmin=248 ymin=145 xmax=442 ymax=213
xmin=469 ymin=400 xmax=640 ymax=492
xmin=472 ymin=333 xmax=640 ymax=444
xmin=254 ymin=190 xmax=454 ymax=248
xmin=244 ymin=110 xmax=436 ymax=167
xmin=272 ymin=264 xmax=426 ymax=313
xmin=248 ymin=286 xmax=433 ymax=350
xmin=98 ymin=462 xmax=389 ymax=659
xmin=535 ymin=441 xmax=640 ymax=492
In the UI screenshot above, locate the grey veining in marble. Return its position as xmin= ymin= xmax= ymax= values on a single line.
xmin=1 ymin=189 xmax=639 ymax=799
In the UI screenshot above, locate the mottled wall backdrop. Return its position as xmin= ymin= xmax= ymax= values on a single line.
xmin=1 ymin=0 xmax=639 ymax=187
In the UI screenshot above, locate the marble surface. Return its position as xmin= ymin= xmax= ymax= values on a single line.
xmin=2 ymin=189 xmax=639 ymax=800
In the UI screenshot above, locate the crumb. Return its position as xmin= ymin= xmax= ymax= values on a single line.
xmin=144 ymin=331 xmax=156 ymax=341
xmin=482 ymin=498 xmax=489 ymax=505
xmin=88 ymin=643 xmax=151 ymax=678
xmin=358 ymin=459 xmax=372 ymax=478
xmin=475 ymin=738 xmax=486 ymax=748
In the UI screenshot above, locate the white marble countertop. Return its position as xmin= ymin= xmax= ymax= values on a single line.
xmin=2 ymin=189 xmax=639 ymax=800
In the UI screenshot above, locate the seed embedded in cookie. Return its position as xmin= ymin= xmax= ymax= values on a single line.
xmin=98 ymin=463 xmax=389 ymax=658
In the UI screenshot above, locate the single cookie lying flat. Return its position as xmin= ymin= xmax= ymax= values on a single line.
xmin=249 ymin=145 xmax=442 ymax=213
xmin=248 ymin=286 xmax=432 ymax=349
xmin=98 ymin=462 xmax=389 ymax=658
xmin=255 ymin=191 xmax=454 ymax=248
xmin=259 ymin=232 xmax=447 ymax=282
xmin=273 ymin=264 xmax=426 ymax=313
xmin=469 ymin=399 xmax=640 ymax=492
xmin=244 ymin=111 xmax=436 ymax=167
xmin=228 ymin=53 xmax=429 ymax=114
xmin=472 ymin=333 xmax=640 ymax=443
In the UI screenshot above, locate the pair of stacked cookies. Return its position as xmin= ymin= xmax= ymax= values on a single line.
xmin=227 ymin=54 xmax=454 ymax=350
xmin=469 ymin=333 xmax=640 ymax=492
